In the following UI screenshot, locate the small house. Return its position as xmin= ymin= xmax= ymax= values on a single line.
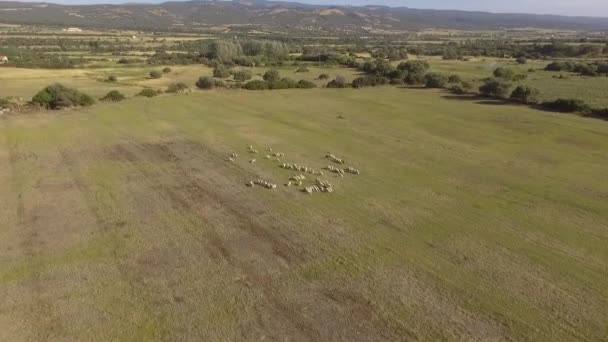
xmin=64 ymin=27 xmax=83 ymax=32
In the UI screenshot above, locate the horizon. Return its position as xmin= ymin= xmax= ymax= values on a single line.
xmin=1 ymin=0 xmax=608 ymax=18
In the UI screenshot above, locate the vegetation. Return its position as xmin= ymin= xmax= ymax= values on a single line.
xmin=100 ymin=90 xmax=127 ymax=102
xmin=166 ymin=82 xmax=190 ymax=94
xmin=232 ymin=70 xmax=253 ymax=82
xmin=137 ymin=88 xmax=161 ymax=97
xmin=31 ymin=83 xmax=94 ymax=109
xmin=149 ymin=70 xmax=162 ymax=79
xmin=263 ymin=69 xmax=281 ymax=82
xmin=510 ymin=86 xmax=540 ymax=104
xmin=213 ymin=65 xmax=232 ymax=78
xmin=479 ymin=78 xmax=512 ymax=98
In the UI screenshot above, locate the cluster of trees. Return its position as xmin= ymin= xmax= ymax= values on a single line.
xmin=32 ymin=84 xmax=95 ymax=109
xmin=545 ymin=60 xmax=608 ymax=76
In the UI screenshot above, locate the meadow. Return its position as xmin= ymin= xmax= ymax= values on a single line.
xmin=1 ymin=87 xmax=607 ymax=340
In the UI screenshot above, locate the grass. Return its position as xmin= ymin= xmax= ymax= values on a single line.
xmin=1 ymin=87 xmax=607 ymax=340
xmin=423 ymin=57 xmax=608 ymax=107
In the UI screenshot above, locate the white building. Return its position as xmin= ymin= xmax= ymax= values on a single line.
xmin=64 ymin=27 xmax=83 ymax=32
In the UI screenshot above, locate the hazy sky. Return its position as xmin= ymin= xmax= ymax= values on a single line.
xmin=1 ymin=0 xmax=607 ymax=17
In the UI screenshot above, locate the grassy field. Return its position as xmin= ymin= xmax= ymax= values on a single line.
xmin=1 ymin=87 xmax=607 ymax=340
xmin=424 ymin=57 xmax=608 ymax=107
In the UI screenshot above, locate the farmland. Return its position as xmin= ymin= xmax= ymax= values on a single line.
xmin=1 ymin=88 xmax=608 ymax=340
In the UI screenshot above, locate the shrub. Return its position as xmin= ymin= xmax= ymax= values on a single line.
xmin=297 ymin=80 xmax=317 ymax=89
xmin=351 ymin=76 xmax=385 ymax=88
xmin=195 ymin=76 xmax=217 ymax=89
xmin=448 ymin=74 xmax=462 ymax=83
xmin=541 ymin=99 xmax=590 ymax=113
xmin=424 ymin=73 xmax=448 ymax=88
xmin=318 ymin=73 xmax=330 ymax=80
xmin=213 ymin=65 xmax=231 ymax=78
xmin=263 ymin=69 xmax=281 ymax=82
xmin=162 ymin=67 xmax=172 ymax=73
xmin=242 ymin=80 xmax=270 ymax=90
xmin=107 ymin=75 xmax=118 ymax=82
xmin=279 ymin=78 xmax=299 ymax=88
xmin=326 ymin=76 xmax=348 ymax=88
xmin=510 ymin=86 xmax=540 ymax=104
xmin=268 ymin=80 xmax=290 ymax=90
xmin=32 ymin=83 xmax=95 ymax=109
xmin=479 ymin=78 xmax=512 ymax=98
xmin=403 ymin=71 xmax=426 ymax=86
xmin=232 ymin=70 xmax=252 ymax=82
xmin=166 ymin=82 xmax=190 ymax=94
xmin=493 ymin=67 xmax=515 ymax=80
xmin=137 ymin=88 xmax=161 ymax=97
xmin=516 ymin=57 xmax=527 ymax=64
xmin=448 ymin=84 xmax=466 ymax=95
xmin=296 ymin=66 xmax=310 ymax=73
xmin=149 ymin=71 xmax=162 ymax=79
xmin=100 ymin=90 xmax=126 ymax=102
xmin=545 ymin=61 xmax=575 ymax=72
xmin=397 ymin=60 xmax=430 ymax=74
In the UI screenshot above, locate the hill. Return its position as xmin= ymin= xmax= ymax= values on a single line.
xmin=1 ymin=0 xmax=608 ymax=31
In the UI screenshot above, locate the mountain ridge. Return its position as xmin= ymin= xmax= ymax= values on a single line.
xmin=1 ymin=0 xmax=608 ymax=31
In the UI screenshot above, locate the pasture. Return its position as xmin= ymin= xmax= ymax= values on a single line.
xmin=1 ymin=87 xmax=607 ymax=340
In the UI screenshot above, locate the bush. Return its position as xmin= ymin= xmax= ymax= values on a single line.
xmin=162 ymin=67 xmax=172 ymax=73
xmin=232 ymin=70 xmax=252 ymax=82
xmin=516 ymin=57 xmax=527 ymax=64
xmin=297 ymin=80 xmax=317 ymax=89
xmin=493 ymin=67 xmax=515 ymax=80
xmin=545 ymin=61 xmax=575 ymax=72
xmin=296 ymin=66 xmax=310 ymax=73
xmin=448 ymin=84 xmax=466 ymax=95
xmin=100 ymin=90 xmax=126 ymax=102
xmin=213 ymin=65 xmax=231 ymax=78
xmin=263 ymin=69 xmax=281 ymax=82
xmin=318 ymin=73 xmax=330 ymax=80
xmin=351 ymin=76 xmax=390 ymax=88
xmin=107 ymin=75 xmax=118 ymax=82
xmin=166 ymin=82 xmax=190 ymax=94
xmin=397 ymin=60 xmax=430 ymax=74
xmin=541 ymin=99 xmax=590 ymax=113
xmin=326 ymin=76 xmax=348 ymax=88
xmin=195 ymin=76 xmax=218 ymax=89
xmin=137 ymin=88 xmax=161 ymax=97
xmin=149 ymin=71 xmax=162 ymax=79
xmin=32 ymin=83 xmax=95 ymax=109
xmin=510 ymin=86 xmax=540 ymax=104
xmin=479 ymin=78 xmax=512 ymax=98
xmin=448 ymin=74 xmax=462 ymax=83
xmin=403 ymin=71 xmax=426 ymax=86
xmin=242 ymin=80 xmax=270 ymax=90
xmin=279 ymin=78 xmax=299 ymax=89
xmin=424 ymin=73 xmax=448 ymax=88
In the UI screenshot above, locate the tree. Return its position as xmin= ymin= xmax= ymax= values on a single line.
xmin=424 ymin=73 xmax=448 ymax=88
xmin=149 ymin=71 xmax=162 ymax=79
xmin=448 ymin=74 xmax=462 ymax=84
xmin=541 ymin=99 xmax=590 ymax=113
xmin=318 ymin=73 xmax=330 ymax=80
xmin=263 ymin=69 xmax=281 ymax=82
xmin=100 ymin=90 xmax=126 ymax=102
xmin=397 ymin=60 xmax=430 ymax=74
xmin=493 ymin=67 xmax=515 ymax=80
xmin=242 ymin=80 xmax=269 ymax=90
xmin=516 ymin=57 xmax=527 ymax=64
xmin=479 ymin=78 xmax=512 ymax=98
xmin=32 ymin=84 xmax=95 ymax=109
xmin=510 ymin=86 xmax=540 ymax=104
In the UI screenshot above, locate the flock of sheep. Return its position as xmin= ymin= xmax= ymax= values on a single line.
xmin=228 ymin=145 xmax=360 ymax=195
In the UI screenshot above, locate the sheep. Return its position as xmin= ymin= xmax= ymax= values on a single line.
xmin=252 ymin=179 xmax=277 ymax=189
xmin=246 ymin=181 xmax=255 ymax=187
xmin=265 ymin=155 xmax=271 ymax=159
xmin=248 ymin=145 xmax=259 ymax=154
xmin=279 ymin=162 xmax=318 ymax=174
xmin=326 ymin=153 xmax=345 ymax=164
xmin=231 ymin=153 xmax=238 ymax=158
xmin=290 ymin=174 xmax=306 ymax=182
xmin=249 ymin=159 xmax=256 ymax=164
xmin=228 ymin=157 xmax=235 ymax=162
xmin=325 ymin=165 xmax=345 ymax=176
xmin=285 ymin=181 xmax=292 ymax=187
xmin=345 ymin=166 xmax=360 ymax=175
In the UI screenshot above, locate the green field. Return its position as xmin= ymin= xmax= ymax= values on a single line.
xmin=1 ymin=87 xmax=607 ymax=340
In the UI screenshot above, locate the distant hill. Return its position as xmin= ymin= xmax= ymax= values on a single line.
xmin=1 ymin=0 xmax=608 ymax=32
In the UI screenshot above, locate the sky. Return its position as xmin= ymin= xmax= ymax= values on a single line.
xmin=1 ymin=0 xmax=607 ymax=17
